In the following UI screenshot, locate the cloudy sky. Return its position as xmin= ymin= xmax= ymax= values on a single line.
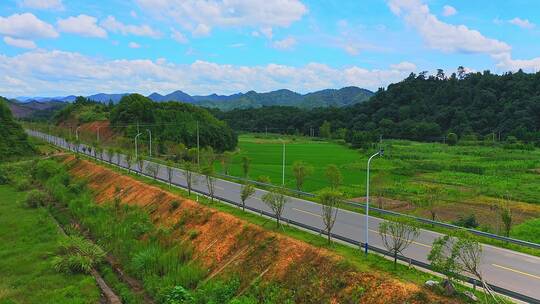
xmin=1 ymin=0 xmax=539 ymax=97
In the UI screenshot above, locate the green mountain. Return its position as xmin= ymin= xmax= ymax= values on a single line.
xmin=216 ymin=70 xmax=540 ymax=144
xmin=195 ymin=87 xmax=373 ymax=110
xmin=0 ymin=97 xmax=34 ymax=161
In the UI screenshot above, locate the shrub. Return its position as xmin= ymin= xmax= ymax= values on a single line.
xmin=447 ymin=133 xmax=458 ymax=146
xmin=52 ymin=235 xmax=105 ymax=274
xmin=256 ymin=175 xmax=272 ymax=184
xmin=13 ymin=178 xmax=31 ymax=191
xmin=188 ymin=229 xmax=200 ymax=240
xmin=169 ymin=200 xmax=181 ymax=212
xmin=452 ymin=214 xmax=479 ymax=228
xmin=0 ymin=168 xmax=7 ymax=185
xmin=163 ymin=285 xmax=193 ymax=304
xmin=34 ymin=160 xmax=63 ymax=181
xmin=24 ymin=189 xmax=50 ymax=208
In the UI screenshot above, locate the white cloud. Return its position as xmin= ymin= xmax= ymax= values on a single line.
xmin=260 ymin=27 xmax=273 ymax=39
xmin=442 ymin=5 xmax=457 ymax=17
xmin=0 ymin=13 xmax=58 ymax=39
xmin=272 ymin=37 xmax=296 ymax=50
xmin=57 ymin=15 xmax=107 ymax=38
xmin=136 ymin=0 xmax=307 ymax=36
xmin=388 ymin=0 xmax=510 ymax=55
xmin=334 ymin=19 xmax=381 ymax=56
xmin=19 ymin=0 xmax=63 ymax=10
xmin=170 ymin=28 xmax=188 ymax=43
xmin=192 ymin=23 xmax=211 ymax=37
xmin=3 ymin=36 xmax=37 ymax=49
xmin=130 ymin=10 xmax=138 ymax=18
xmin=509 ymin=17 xmax=535 ymax=29
xmin=101 ymin=16 xmax=161 ymax=38
xmin=0 ymin=50 xmax=417 ymax=97
xmin=128 ymin=42 xmax=141 ymax=48
xmin=390 ymin=61 xmax=417 ymax=71
xmin=495 ymin=53 xmax=540 ymax=72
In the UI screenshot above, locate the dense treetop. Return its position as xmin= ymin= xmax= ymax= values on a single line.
xmin=215 ymin=69 xmax=540 ymax=145
xmin=0 ymin=97 xmax=34 ymax=161
xmin=110 ymin=94 xmax=237 ymax=152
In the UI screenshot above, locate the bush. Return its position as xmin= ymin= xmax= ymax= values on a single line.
xmin=447 ymin=133 xmax=458 ymax=146
xmin=256 ymin=175 xmax=271 ymax=184
xmin=452 ymin=214 xmax=479 ymax=229
xmin=34 ymin=160 xmax=63 ymax=181
xmin=163 ymin=286 xmax=193 ymax=304
xmin=24 ymin=189 xmax=50 ymax=208
xmin=52 ymin=235 xmax=105 ymax=274
xmin=169 ymin=200 xmax=181 ymax=212
xmin=0 ymin=168 xmax=7 ymax=185
xmin=13 ymin=178 xmax=31 ymax=191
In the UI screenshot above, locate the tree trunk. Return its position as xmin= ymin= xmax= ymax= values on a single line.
xmin=393 ymin=251 xmax=398 ymax=269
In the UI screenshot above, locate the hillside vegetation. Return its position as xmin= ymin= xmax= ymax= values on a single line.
xmin=53 ymin=94 xmax=238 ymax=152
xmin=216 ymin=69 xmax=540 ymax=145
xmin=0 ymin=97 xmax=34 ymax=161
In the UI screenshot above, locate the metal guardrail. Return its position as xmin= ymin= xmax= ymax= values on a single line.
xmin=216 ymin=173 xmax=540 ymax=251
xmin=31 ymin=129 xmax=540 ymax=303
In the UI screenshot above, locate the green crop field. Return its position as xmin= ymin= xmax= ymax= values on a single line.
xmin=0 ymin=185 xmax=100 ymax=304
xmin=221 ymin=134 xmax=540 ymax=235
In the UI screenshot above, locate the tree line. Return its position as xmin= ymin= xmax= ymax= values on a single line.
xmin=213 ymin=68 xmax=540 ymax=146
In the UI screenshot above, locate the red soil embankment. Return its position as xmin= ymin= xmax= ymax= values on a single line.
xmin=66 ymin=157 xmax=459 ymax=304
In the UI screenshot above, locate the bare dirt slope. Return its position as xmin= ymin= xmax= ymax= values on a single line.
xmin=66 ymin=157 xmax=459 ymax=304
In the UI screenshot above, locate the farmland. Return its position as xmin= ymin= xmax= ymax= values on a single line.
xmin=222 ymin=134 xmax=540 ymax=234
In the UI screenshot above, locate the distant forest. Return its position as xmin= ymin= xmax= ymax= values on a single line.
xmin=214 ymin=69 xmax=540 ymax=146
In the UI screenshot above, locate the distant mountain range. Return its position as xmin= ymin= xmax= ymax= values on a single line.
xmin=7 ymin=99 xmax=67 ymax=119
xmin=12 ymin=86 xmax=374 ymax=110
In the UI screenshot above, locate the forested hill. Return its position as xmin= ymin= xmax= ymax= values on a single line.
xmin=0 ymin=97 xmax=34 ymax=161
xmin=54 ymin=95 xmax=237 ymax=152
xmin=214 ymin=70 xmax=540 ymax=144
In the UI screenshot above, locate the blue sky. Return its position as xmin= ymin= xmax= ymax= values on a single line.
xmin=1 ymin=0 xmax=539 ymax=97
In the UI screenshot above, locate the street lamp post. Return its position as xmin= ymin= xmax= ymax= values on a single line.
xmin=135 ymin=132 xmax=142 ymax=160
xmin=364 ymin=149 xmax=384 ymax=255
xmin=97 ymin=126 xmax=101 ymax=143
xmin=75 ymin=126 xmax=81 ymax=140
xmin=196 ymin=121 xmax=200 ymax=167
xmin=279 ymin=138 xmax=285 ymax=186
xmin=146 ymin=129 xmax=152 ymax=157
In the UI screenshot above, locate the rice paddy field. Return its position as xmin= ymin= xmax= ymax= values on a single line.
xmin=222 ymin=134 xmax=540 ymax=237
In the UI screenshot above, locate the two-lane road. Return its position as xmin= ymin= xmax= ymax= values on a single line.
xmin=30 ymin=130 xmax=540 ymax=302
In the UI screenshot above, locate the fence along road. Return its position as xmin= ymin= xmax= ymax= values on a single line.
xmin=30 ymin=130 xmax=540 ymax=303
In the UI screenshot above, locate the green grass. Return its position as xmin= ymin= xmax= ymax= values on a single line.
xmin=218 ymin=134 xmax=540 ymax=235
xmin=0 ymin=185 xmax=100 ymax=304
xmin=228 ymin=134 xmax=540 ymax=203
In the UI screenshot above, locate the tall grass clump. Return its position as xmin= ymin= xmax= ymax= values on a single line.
xmin=32 ymin=158 xmax=210 ymax=301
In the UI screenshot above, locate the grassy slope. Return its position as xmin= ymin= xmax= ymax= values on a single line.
xmin=0 ymin=185 xmax=100 ymax=304
xmin=73 ymin=155 xmax=499 ymax=303
xmin=222 ymin=134 xmax=540 ymax=232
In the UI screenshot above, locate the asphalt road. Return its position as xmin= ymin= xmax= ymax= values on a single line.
xmin=30 ymin=130 xmax=540 ymax=302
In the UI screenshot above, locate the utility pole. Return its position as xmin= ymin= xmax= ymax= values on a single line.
xmin=365 ymin=149 xmax=384 ymax=255
xmin=146 ymin=129 xmax=152 ymax=157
